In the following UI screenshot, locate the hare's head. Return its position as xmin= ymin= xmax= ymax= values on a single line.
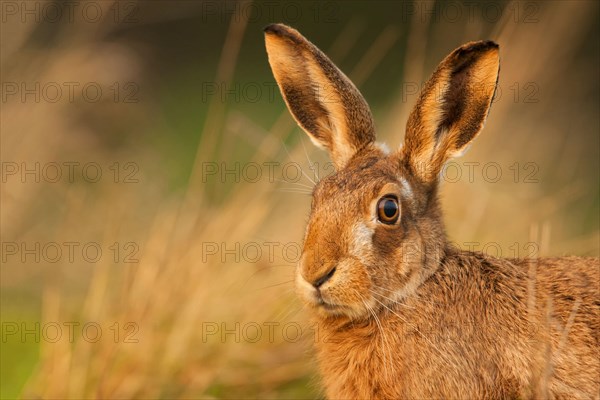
xmin=264 ymin=24 xmax=499 ymax=320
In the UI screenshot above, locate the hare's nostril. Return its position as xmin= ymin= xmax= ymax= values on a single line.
xmin=313 ymin=266 xmax=336 ymax=288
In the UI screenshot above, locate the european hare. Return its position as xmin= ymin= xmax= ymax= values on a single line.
xmin=264 ymin=24 xmax=599 ymax=399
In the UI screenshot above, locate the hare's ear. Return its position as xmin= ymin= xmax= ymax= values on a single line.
xmin=402 ymin=41 xmax=500 ymax=185
xmin=264 ymin=24 xmax=376 ymax=169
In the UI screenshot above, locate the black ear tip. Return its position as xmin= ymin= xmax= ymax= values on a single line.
xmin=264 ymin=23 xmax=286 ymax=34
xmin=454 ymin=40 xmax=499 ymax=58
xmin=473 ymin=40 xmax=499 ymax=52
xmin=264 ymin=23 xmax=304 ymax=46
xmin=484 ymin=40 xmax=499 ymax=49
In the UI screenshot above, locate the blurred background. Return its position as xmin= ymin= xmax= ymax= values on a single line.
xmin=1 ymin=0 xmax=598 ymax=398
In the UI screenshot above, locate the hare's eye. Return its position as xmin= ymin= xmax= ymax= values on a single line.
xmin=377 ymin=196 xmax=399 ymax=224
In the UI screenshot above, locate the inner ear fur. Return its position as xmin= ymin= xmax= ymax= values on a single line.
xmin=402 ymin=41 xmax=500 ymax=184
xmin=264 ymin=23 xmax=376 ymax=168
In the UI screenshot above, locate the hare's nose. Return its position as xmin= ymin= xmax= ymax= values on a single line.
xmin=313 ymin=266 xmax=336 ymax=288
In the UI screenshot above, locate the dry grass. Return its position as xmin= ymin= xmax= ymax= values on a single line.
xmin=1 ymin=1 xmax=597 ymax=399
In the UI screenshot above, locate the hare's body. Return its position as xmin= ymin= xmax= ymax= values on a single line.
xmin=264 ymin=23 xmax=600 ymax=398
xmin=317 ymin=251 xmax=599 ymax=399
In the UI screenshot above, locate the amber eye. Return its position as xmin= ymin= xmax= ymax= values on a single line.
xmin=377 ymin=196 xmax=399 ymax=224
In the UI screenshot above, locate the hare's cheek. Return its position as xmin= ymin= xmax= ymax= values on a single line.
xmin=325 ymin=258 xmax=372 ymax=305
xmin=370 ymin=225 xmax=406 ymax=273
xmin=393 ymin=231 xmax=424 ymax=273
xmin=349 ymin=222 xmax=375 ymax=264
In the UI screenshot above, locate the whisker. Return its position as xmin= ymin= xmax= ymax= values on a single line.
xmin=258 ymin=264 xmax=296 ymax=269
xmin=274 ymin=188 xmax=313 ymax=195
xmin=300 ymin=137 xmax=319 ymax=182
xmin=369 ymin=288 xmax=415 ymax=309
xmin=270 ymin=298 xmax=303 ymax=324
xmin=240 ymin=265 xmax=295 ymax=289
xmin=274 ymin=178 xmax=314 ymax=190
xmin=355 ymin=290 xmax=395 ymax=379
xmin=371 ymin=296 xmax=454 ymax=367
xmin=274 ymin=186 xmax=313 ymax=192
xmin=256 ymin=279 xmax=295 ymax=291
xmin=279 ymin=138 xmax=317 ymax=186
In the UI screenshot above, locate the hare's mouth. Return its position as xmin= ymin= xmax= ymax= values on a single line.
xmin=304 ymin=288 xmax=346 ymax=313
xmin=315 ymin=293 xmax=362 ymax=317
xmin=316 ymin=300 xmax=352 ymax=317
xmin=317 ymin=297 xmax=343 ymax=310
xmin=314 ymin=296 xmax=371 ymax=319
xmin=296 ymin=268 xmax=358 ymax=316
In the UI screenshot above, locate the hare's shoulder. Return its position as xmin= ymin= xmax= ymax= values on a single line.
xmin=437 ymin=251 xmax=598 ymax=295
xmin=517 ymin=256 xmax=599 ymax=340
xmin=520 ymin=256 xmax=599 ymax=285
xmin=431 ymin=250 xmax=528 ymax=296
xmin=429 ymin=251 xmax=599 ymax=316
xmin=436 ymin=252 xmax=600 ymax=345
xmin=510 ymin=256 xmax=600 ymax=305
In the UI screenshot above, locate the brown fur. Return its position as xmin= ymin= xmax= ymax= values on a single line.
xmin=264 ymin=24 xmax=376 ymax=168
xmin=264 ymin=23 xmax=600 ymax=399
